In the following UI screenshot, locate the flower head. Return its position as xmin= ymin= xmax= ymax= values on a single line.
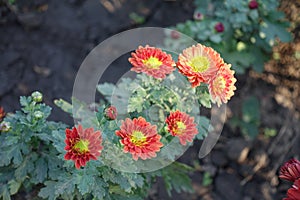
xmin=0 ymin=107 xmax=5 ymax=122
xmin=105 ymin=106 xmax=117 ymax=120
xmin=214 ymin=22 xmax=225 ymax=33
xmin=129 ymin=45 xmax=175 ymax=79
xmin=115 ymin=117 xmax=163 ymax=160
xmin=249 ymin=0 xmax=258 ymax=9
xmin=280 ymin=158 xmax=300 ymax=182
xmin=64 ymin=125 xmax=103 ymax=169
xmin=208 ymin=63 xmax=236 ymax=106
xmin=283 ymin=179 xmax=300 ymax=200
xmin=165 ymin=110 xmax=198 ymax=145
xmin=177 ymin=43 xmax=224 ymax=87
xmin=193 ymin=11 xmax=204 ymax=21
xmin=31 ymin=91 xmax=43 ymax=103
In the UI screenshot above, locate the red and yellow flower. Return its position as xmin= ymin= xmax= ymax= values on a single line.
xmin=208 ymin=63 xmax=236 ymax=107
xmin=64 ymin=125 xmax=103 ymax=169
xmin=280 ymin=158 xmax=300 ymax=182
xmin=165 ymin=110 xmax=198 ymax=145
xmin=105 ymin=106 xmax=117 ymax=120
xmin=129 ymin=45 xmax=175 ymax=79
xmin=177 ymin=43 xmax=224 ymax=87
xmin=283 ymin=179 xmax=300 ymax=200
xmin=115 ymin=117 xmax=163 ymax=160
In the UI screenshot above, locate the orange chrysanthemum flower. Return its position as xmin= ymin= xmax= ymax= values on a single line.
xmin=0 ymin=107 xmax=5 ymax=122
xmin=208 ymin=63 xmax=236 ymax=107
xmin=165 ymin=110 xmax=198 ymax=145
xmin=128 ymin=45 xmax=175 ymax=79
xmin=64 ymin=125 xmax=103 ymax=169
xmin=115 ymin=117 xmax=163 ymax=160
xmin=177 ymin=43 xmax=224 ymax=87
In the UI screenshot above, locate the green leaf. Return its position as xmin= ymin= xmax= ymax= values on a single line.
xmin=97 ymin=83 xmax=116 ymax=97
xmin=8 ymin=180 xmax=21 ymax=195
xmin=54 ymin=99 xmax=73 ymax=115
xmin=242 ymin=96 xmax=260 ymax=124
xmin=240 ymin=121 xmax=259 ymax=139
xmin=202 ymin=172 xmax=213 ymax=186
xmin=33 ymin=158 xmax=48 ymax=183
xmin=0 ymin=185 xmax=11 ymax=200
xmin=196 ymin=85 xmax=211 ymax=108
xmin=15 ymin=155 xmax=35 ymax=181
xmin=76 ymin=173 xmax=95 ymax=195
xmin=196 ymin=116 xmax=210 ymax=140
xmin=261 ymin=20 xmax=292 ymax=43
xmin=209 ymin=34 xmax=222 ymax=43
xmin=39 ymin=181 xmax=58 ymax=200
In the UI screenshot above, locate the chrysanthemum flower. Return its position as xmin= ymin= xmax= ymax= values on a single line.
xmin=0 ymin=107 xmax=5 ymax=122
xmin=105 ymin=106 xmax=117 ymax=120
xmin=115 ymin=117 xmax=163 ymax=160
xmin=283 ymin=179 xmax=300 ymax=200
xmin=128 ymin=45 xmax=175 ymax=79
xmin=280 ymin=158 xmax=300 ymax=182
xmin=177 ymin=43 xmax=224 ymax=87
xmin=165 ymin=110 xmax=198 ymax=145
xmin=208 ymin=63 xmax=236 ymax=107
xmin=64 ymin=125 xmax=103 ymax=169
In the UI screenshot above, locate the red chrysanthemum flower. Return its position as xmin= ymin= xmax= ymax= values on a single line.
xmin=280 ymin=158 xmax=300 ymax=182
xmin=105 ymin=106 xmax=117 ymax=120
xmin=283 ymin=179 xmax=300 ymax=200
xmin=208 ymin=63 xmax=237 ymax=107
xmin=128 ymin=45 xmax=175 ymax=79
xmin=64 ymin=125 xmax=103 ymax=169
xmin=115 ymin=117 xmax=163 ymax=160
xmin=0 ymin=107 xmax=5 ymax=122
xmin=177 ymin=43 xmax=224 ymax=87
xmin=165 ymin=110 xmax=198 ymax=145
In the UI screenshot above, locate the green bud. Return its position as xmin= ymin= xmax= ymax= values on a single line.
xmin=31 ymin=91 xmax=43 ymax=103
xmin=0 ymin=121 xmax=11 ymax=132
xmin=33 ymin=111 xmax=44 ymax=119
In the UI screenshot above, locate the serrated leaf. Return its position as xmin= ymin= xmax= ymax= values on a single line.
xmin=76 ymin=173 xmax=95 ymax=195
xmin=15 ymin=156 xmax=35 ymax=181
xmin=0 ymin=185 xmax=11 ymax=200
xmin=196 ymin=116 xmax=210 ymax=140
xmin=39 ymin=181 xmax=58 ymax=200
xmin=55 ymin=177 xmax=76 ymax=196
xmin=54 ymin=99 xmax=73 ymax=115
xmin=97 ymin=83 xmax=116 ymax=97
xmin=33 ymin=158 xmax=48 ymax=183
xmin=8 ymin=180 xmax=21 ymax=195
xmin=261 ymin=20 xmax=292 ymax=43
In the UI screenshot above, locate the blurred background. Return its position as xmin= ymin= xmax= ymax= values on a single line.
xmin=0 ymin=0 xmax=299 ymax=199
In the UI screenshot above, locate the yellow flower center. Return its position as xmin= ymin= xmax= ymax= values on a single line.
xmin=213 ymin=76 xmax=226 ymax=93
xmin=190 ymin=56 xmax=210 ymax=73
xmin=73 ymin=139 xmax=89 ymax=153
xmin=130 ymin=131 xmax=147 ymax=146
xmin=174 ymin=121 xmax=186 ymax=135
xmin=143 ymin=57 xmax=162 ymax=69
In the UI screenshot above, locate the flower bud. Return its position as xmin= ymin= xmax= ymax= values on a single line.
xmin=193 ymin=11 xmax=204 ymax=21
xmin=214 ymin=22 xmax=224 ymax=33
xmin=104 ymin=106 xmax=117 ymax=120
xmin=33 ymin=111 xmax=44 ymax=120
xmin=31 ymin=91 xmax=43 ymax=103
xmin=170 ymin=30 xmax=180 ymax=39
xmin=248 ymin=0 xmax=258 ymax=9
xmin=0 ymin=121 xmax=11 ymax=132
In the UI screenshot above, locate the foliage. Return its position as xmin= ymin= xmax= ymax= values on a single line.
xmin=202 ymin=172 xmax=213 ymax=187
xmin=0 ymin=93 xmax=195 ymax=199
xmin=165 ymin=0 xmax=291 ymax=73
xmin=230 ymin=96 xmax=261 ymax=139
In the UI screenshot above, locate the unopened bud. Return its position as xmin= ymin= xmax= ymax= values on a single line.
xmin=33 ymin=111 xmax=44 ymax=120
xmin=31 ymin=91 xmax=43 ymax=103
xmin=0 ymin=121 xmax=11 ymax=132
xmin=105 ymin=106 xmax=117 ymax=120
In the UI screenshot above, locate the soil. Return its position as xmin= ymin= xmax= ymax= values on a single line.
xmin=0 ymin=0 xmax=299 ymax=200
